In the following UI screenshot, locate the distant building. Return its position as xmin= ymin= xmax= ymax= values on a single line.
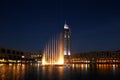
xmin=63 ymin=23 xmax=71 ymax=63
xmin=30 ymin=50 xmax=42 ymax=63
xmin=71 ymin=50 xmax=120 ymax=64
xmin=0 ymin=47 xmax=25 ymax=63
xmin=64 ymin=23 xmax=71 ymax=55
xmin=0 ymin=47 xmax=42 ymax=63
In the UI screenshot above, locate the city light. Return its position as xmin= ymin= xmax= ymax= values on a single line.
xmin=22 ymin=56 xmax=25 ymax=58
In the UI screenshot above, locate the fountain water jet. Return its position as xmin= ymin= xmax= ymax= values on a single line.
xmin=42 ymin=33 xmax=64 ymax=65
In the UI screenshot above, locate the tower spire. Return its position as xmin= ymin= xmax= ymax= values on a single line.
xmin=65 ymin=20 xmax=66 ymax=25
xmin=64 ymin=21 xmax=69 ymax=29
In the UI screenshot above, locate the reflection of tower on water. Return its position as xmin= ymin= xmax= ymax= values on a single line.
xmin=42 ymin=33 xmax=64 ymax=65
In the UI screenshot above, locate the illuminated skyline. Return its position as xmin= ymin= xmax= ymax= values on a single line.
xmin=0 ymin=0 xmax=120 ymax=53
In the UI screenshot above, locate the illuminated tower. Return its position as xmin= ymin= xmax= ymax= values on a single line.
xmin=64 ymin=23 xmax=71 ymax=63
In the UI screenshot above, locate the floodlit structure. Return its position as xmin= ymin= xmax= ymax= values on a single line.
xmin=64 ymin=23 xmax=71 ymax=56
xmin=64 ymin=23 xmax=71 ymax=63
xmin=70 ymin=51 xmax=120 ymax=64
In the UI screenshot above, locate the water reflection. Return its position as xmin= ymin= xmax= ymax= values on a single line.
xmin=96 ymin=64 xmax=119 ymax=75
xmin=0 ymin=64 xmax=120 ymax=80
xmin=41 ymin=66 xmax=64 ymax=80
xmin=72 ymin=64 xmax=89 ymax=73
xmin=0 ymin=64 xmax=25 ymax=80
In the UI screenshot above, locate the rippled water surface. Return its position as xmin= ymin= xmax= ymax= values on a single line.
xmin=0 ymin=64 xmax=120 ymax=80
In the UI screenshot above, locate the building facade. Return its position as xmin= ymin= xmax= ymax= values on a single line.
xmin=0 ymin=47 xmax=24 ymax=63
xmin=71 ymin=50 xmax=120 ymax=64
xmin=63 ymin=23 xmax=71 ymax=63
xmin=0 ymin=47 xmax=42 ymax=63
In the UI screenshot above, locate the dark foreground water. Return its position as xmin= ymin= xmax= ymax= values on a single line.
xmin=0 ymin=64 xmax=120 ymax=80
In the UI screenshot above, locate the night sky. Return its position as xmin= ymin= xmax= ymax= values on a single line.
xmin=0 ymin=0 xmax=120 ymax=53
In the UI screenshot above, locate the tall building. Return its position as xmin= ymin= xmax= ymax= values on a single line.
xmin=64 ymin=23 xmax=71 ymax=56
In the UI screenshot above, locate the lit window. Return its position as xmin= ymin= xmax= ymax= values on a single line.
xmin=64 ymin=51 xmax=67 ymax=55
xmin=68 ymin=51 xmax=71 ymax=55
xmin=64 ymin=35 xmax=66 ymax=38
xmin=68 ymin=35 xmax=70 ymax=38
xmin=22 ymin=56 xmax=25 ymax=58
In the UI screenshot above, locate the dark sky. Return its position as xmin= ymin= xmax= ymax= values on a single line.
xmin=0 ymin=0 xmax=120 ymax=53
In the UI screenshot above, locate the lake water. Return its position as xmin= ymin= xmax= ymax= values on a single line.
xmin=0 ymin=64 xmax=120 ymax=80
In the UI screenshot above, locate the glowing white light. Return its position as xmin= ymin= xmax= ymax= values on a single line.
xmin=68 ymin=35 xmax=70 ymax=38
xmin=68 ymin=51 xmax=71 ymax=55
xmin=22 ymin=56 xmax=25 ymax=58
xmin=9 ymin=63 xmax=12 ymax=66
xmin=64 ymin=24 xmax=69 ymax=29
xmin=81 ymin=64 xmax=84 ymax=70
xmin=64 ymin=50 xmax=67 ymax=55
xmin=17 ymin=60 xmax=21 ymax=62
xmin=64 ymin=35 xmax=66 ymax=38
xmin=37 ymin=55 xmax=39 ymax=57
xmin=113 ymin=64 xmax=115 ymax=71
